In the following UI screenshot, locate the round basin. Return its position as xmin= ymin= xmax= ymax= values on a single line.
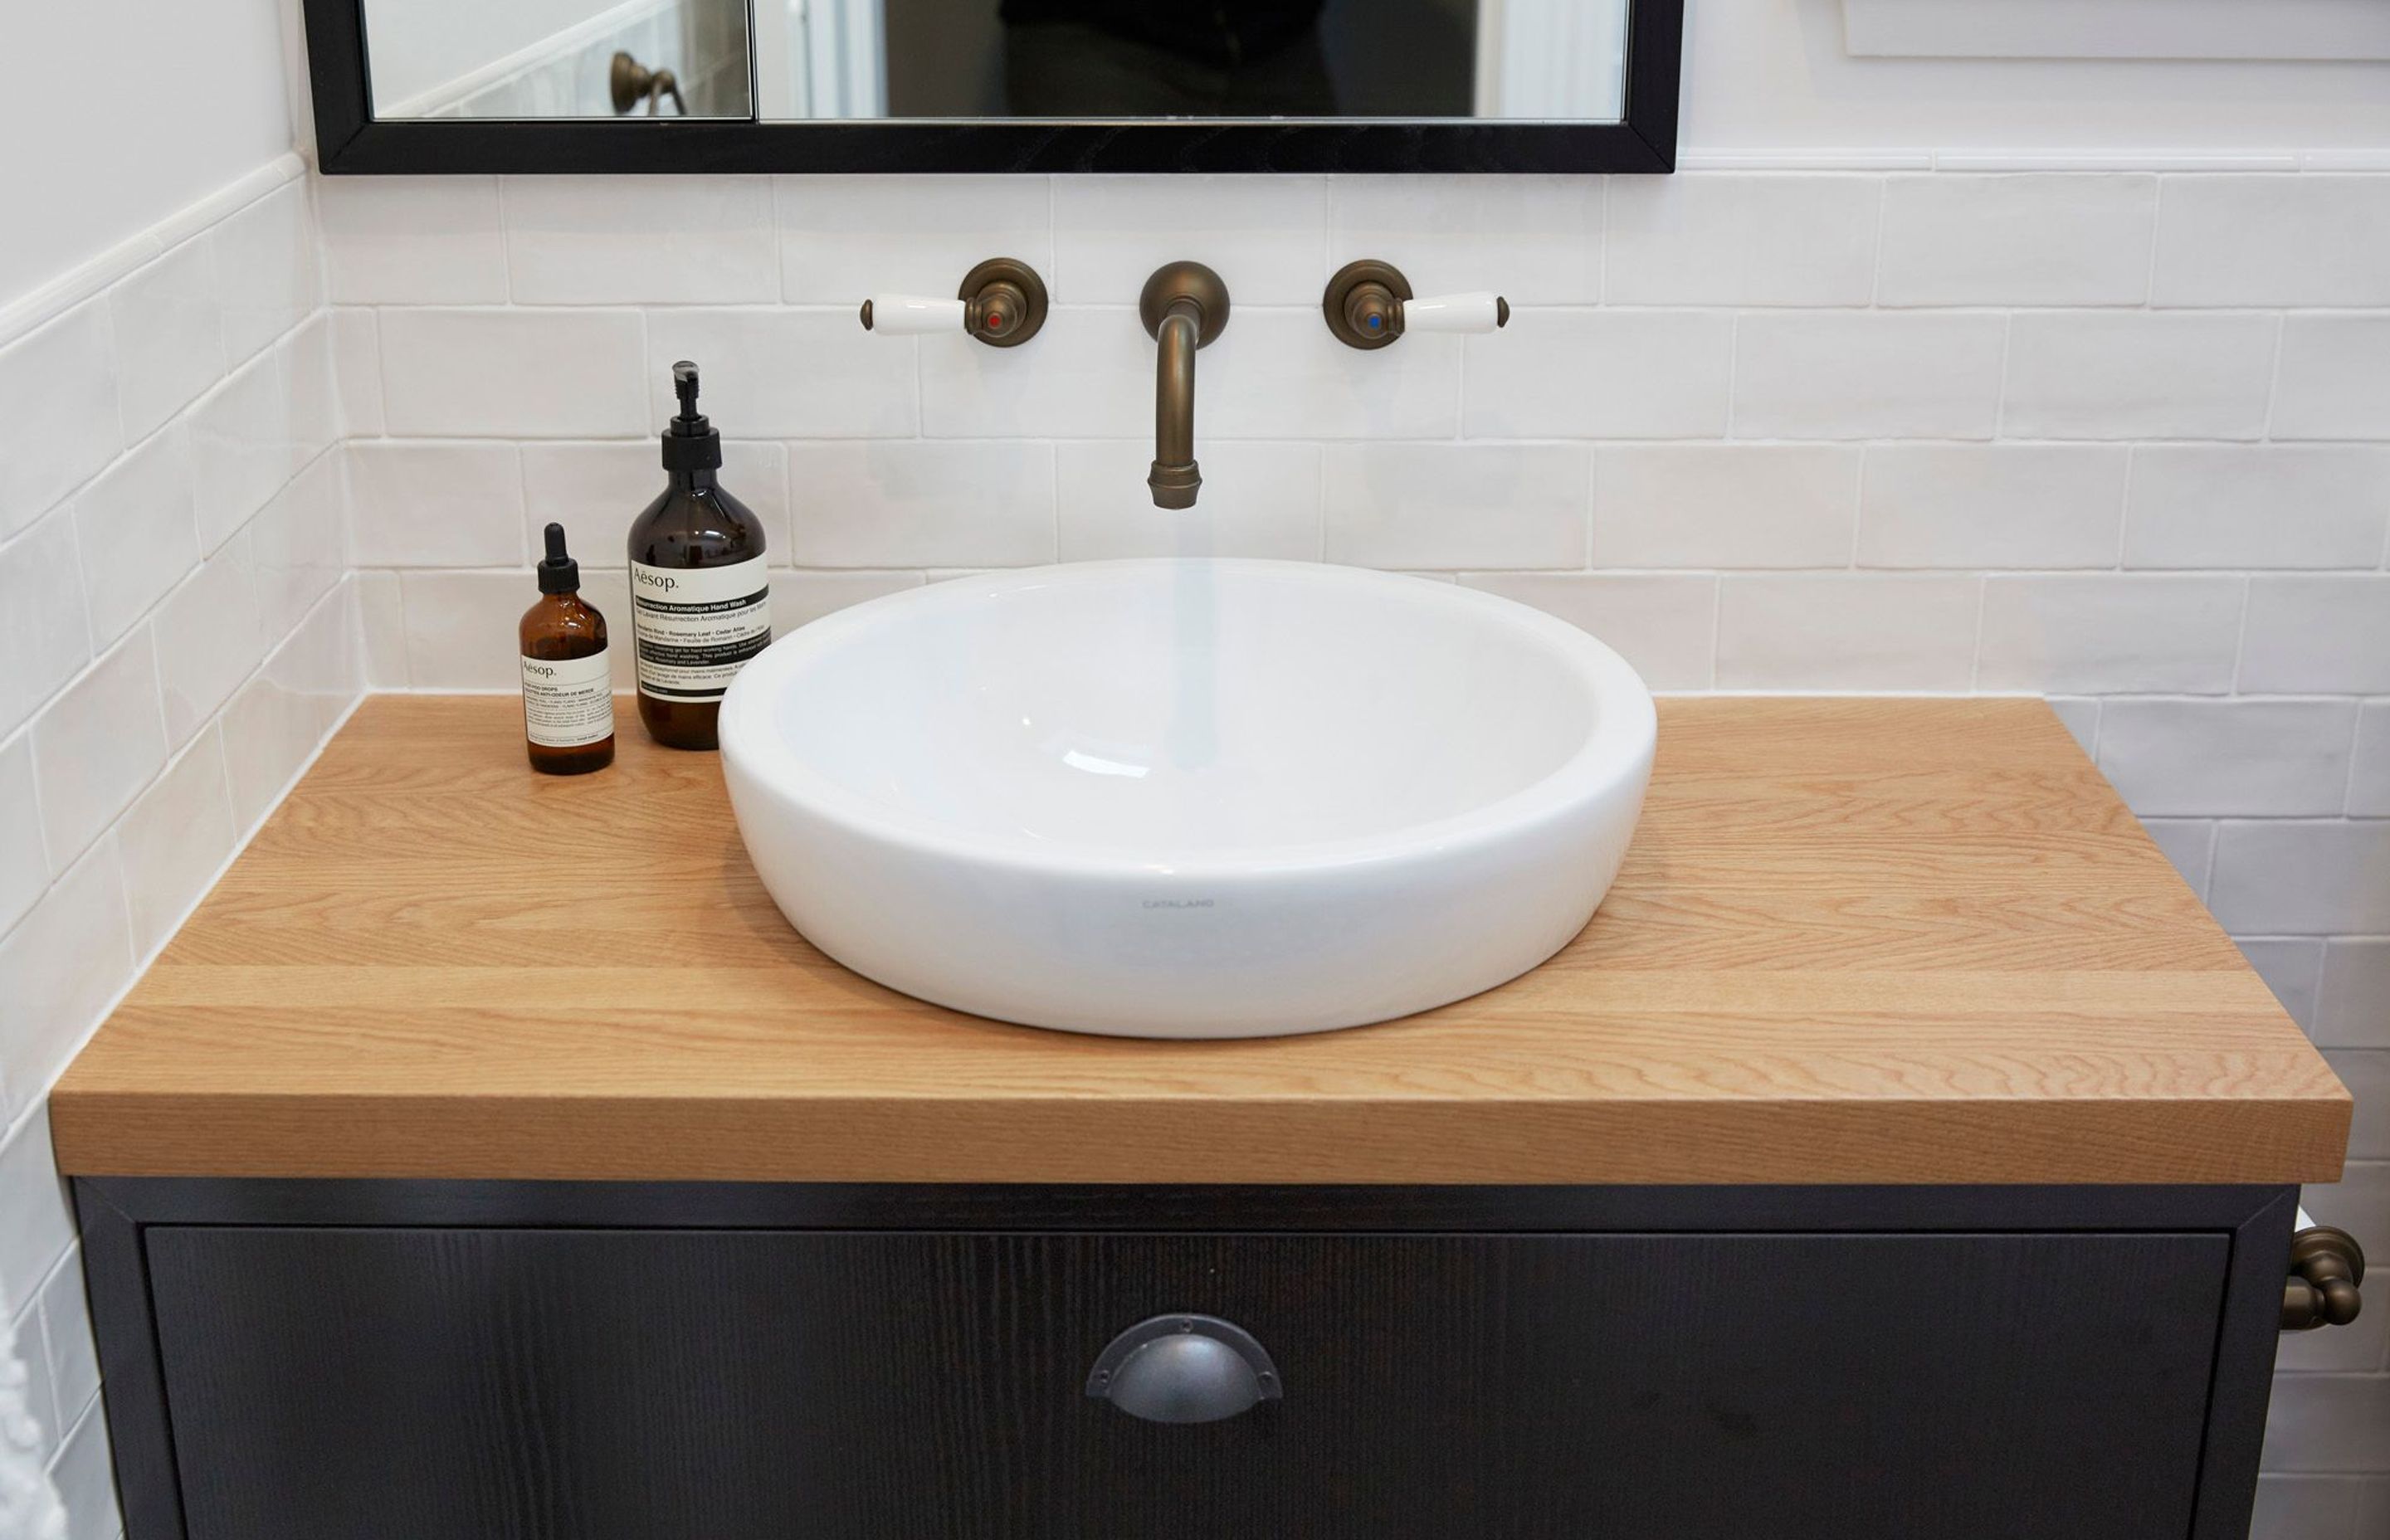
xmin=719 ymin=558 xmax=1656 ymax=1039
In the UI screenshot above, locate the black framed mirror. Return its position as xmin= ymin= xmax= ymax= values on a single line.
xmin=302 ymin=0 xmax=1682 ymax=174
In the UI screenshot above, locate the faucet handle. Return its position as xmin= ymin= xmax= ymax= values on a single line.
xmin=1402 ymin=291 xmax=1510 ymax=334
xmin=1322 ymin=260 xmax=1508 ymax=350
xmin=861 ymin=295 xmax=968 ymax=334
xmin=858 ymin=257 xmax=1048 ymax=348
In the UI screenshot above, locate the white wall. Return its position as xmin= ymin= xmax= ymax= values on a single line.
xmin=0 ymin=0 xmax=293 ymax=305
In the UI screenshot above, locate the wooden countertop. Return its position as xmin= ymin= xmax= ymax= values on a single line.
xmin=51 ymin=694 xmax=2349 ymax=1186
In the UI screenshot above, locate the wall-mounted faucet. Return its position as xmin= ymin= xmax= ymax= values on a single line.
xmin=1321 ymin=260 xmax=1506 ymax=349
xmin=1139 ymin=262 xmax=1231 ymax=509
xmin=861 ymin=258 xmax=1050 ymax=347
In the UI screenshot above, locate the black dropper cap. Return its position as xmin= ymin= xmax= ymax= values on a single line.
xmin=536 ymin=523 xmax=581 ymax=594
xmin=661 ymin=358 xmax=723 ymax=472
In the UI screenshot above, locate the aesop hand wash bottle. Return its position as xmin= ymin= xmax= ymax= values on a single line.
xmin=627 ymin=360 xmax=769 ymax=750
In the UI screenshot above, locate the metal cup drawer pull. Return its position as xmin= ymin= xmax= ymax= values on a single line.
xmin=1086 ymin=1314 xmax=1282 ymax=1424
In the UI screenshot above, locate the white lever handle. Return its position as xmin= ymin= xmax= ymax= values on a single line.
xmin=1402 ymin=292 xmax=1507 ymax=334
xmin=862 ymin=295 xmax=966 ymax=335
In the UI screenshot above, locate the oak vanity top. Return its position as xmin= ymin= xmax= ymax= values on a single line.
xmin=50 ymin=694 xmax=2348 ymax=1185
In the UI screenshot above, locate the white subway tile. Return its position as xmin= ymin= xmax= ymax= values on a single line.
xmin=1857 ymin=445 xmax=2126 ymax=569
xmin=1595 ymin=445 xmax=1859 ymax=569
xmin=2136 ymin=818 xmax=2213 ymax=898
xmin=1469 ymin=311 xmax=1731 ymax=439
xmin=346 ymin=441 xmax=524 ymax=568
xmin=2355 ymin=1478 xmax=2390 ymax=1537
xmin=1322 ymin=444 xmax=1587 ymax=570
xmin=248 ymin=456 xmax=346 ymax=641
xmin=212 ymin=181 xmax=320 ymax=364
xmin=505 ymin=176 xmax=777 ymax=305
xmin=219 ymin=607 xmax=347 ymax=833
xmin=2318 ymin=941 xmax=2390 ymax=1050
xmin=2241 ymin=577 xmax=2390 ymax=694
xmin=1057 ymin=441 xmax=1321 ymax=562
xmin=2004 ymin=313 xmax=2276 ymax=440
xmin=2124 ymin=446 xmax=2390 ymax=570
xmin=0 ymin=1108 xmax=74 ymax=1318
xmin=2046 ymin=697 xmax=2100 ymax=758
xmin=2153 ymin=175 xmax=2390 ymax=307
xmin=920 ymin=307 xmax=1149 ymax=439
xmin=72 ymin=426 xmax=200 ymax=646
xmin=2241 ymin=938 xmax=2327 ymax=1031
xmin=2211 ymin=820 xmax=2390 ymax=935
xmin=645 ymin=309 xmax=913 ymax=438
xmin=355 ymin=570 xmax=407 ymax=687
xmin=0 ymin=506 xmax=94 ymax=742
xmin=2350 ymin=704 xmax=2390 ymax=818
xmin=2248 ymin=1475 xmax=2364 ymax=1538
xmin=317 ymin=176 xmax=509 ymax=305
xmin=1053 ymin=176 xmax=1327 ymax=305
xmin=1734 ymin=314 xmax=2005 ymax=441
xmin=0 ymin=843 xmax=131 ymax=1129
xmin=1877 ymin=175 xmax=2156 ymax=306
xmin=381 ymin=309 xmax=648 ymax=437
xmin=783 ymin=441 xmax=1055 ymax=568
xmin=109 ymin=236 xmax=224 ymax=441
xmin=1454 ymin=573 xmax=1717 ymax=691
xmin=1976 ymin=575 xmax=2242 ymax=694
xmin=777 ymin=175 xmax=1055 ymax=305
xmin=37 ymin=1251 xmax=99 ymax=1430
xmin=1207 ymin=309 xmax=1461 ymax=440
xmin=2273 ymin=315 xmax=2390 ymax=441
xmin=329 ymin=309 xmax=384 ymax=437
xmin=188 ymin=350 xmax=295 ymax=554
xmin=283 ymin=318 xmax=341 ymax=472
xmin=152 ymin=534 xmax=268 ymax=747
xmin=31 ymin=630 xmax=165 ymax=868
xmin=0 ymin=734 xmax=44 ymax=933
xmin=1717 ymin=574 xmax=1979 ymax=690
xmin=1605 ymin=176 xmax=1877 ymax=307
xmin=14 ymin=1294 xmax=59 ymax=1461
xmin=769 ymin=570 xmax=924 ymax=634
xmin=0 ymin=301 xmax=120 ymax=543
xmin=398 ymin=570 xmax=529 ymax=690
xmin=2098 ymin=700 xmax=2357 ymax=818
xmin=115 ymin=726 xmax=238 ymax=961
xmin=48 ymin=1396 xmax=118 ymax=1540
xmin=1329 ymin=176 xmax=1602 ymax=305
xmin=524 ymin=440 xmax=786 ymax=553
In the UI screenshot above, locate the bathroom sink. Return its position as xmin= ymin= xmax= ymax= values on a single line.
xmin=719 ymin=559 xmax=1656 ymax=1038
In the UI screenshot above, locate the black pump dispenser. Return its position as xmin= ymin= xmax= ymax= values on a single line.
xmin=662 ymin=360 xmax=723 ymax=472
xmin=535 ymin=522 xmax=582 ymax=594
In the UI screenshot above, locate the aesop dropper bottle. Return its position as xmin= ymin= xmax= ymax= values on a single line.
xmin=627 ymin=361 xmax=770 ymax=750
xmin=519 ymin=523 xmax=615 ymax=775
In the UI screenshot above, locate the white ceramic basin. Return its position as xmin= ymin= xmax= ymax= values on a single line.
xmin=719 ymin=559 xmax=1655 ymax=1038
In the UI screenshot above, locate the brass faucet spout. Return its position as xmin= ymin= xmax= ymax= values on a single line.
xmin=1138 ymin=263 xmax=1231 ymax=511
xmin=1150 ymin=301 xmax=1202 ymax=509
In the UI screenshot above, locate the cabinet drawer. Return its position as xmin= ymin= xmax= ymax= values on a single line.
xmin=147 ymin=1227 xmax=2223 ymax=1539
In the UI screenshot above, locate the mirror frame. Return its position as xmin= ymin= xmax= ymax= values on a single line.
xmin=302 ymin=0 xmax=1681 ymax=174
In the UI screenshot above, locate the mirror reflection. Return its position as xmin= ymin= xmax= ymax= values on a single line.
xmin=363 ymin=0 xmax=754 ymax=119
xmin=363 ymin=0 xmax=1630 ymax=123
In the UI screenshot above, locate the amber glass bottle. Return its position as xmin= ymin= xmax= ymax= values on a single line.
xmin=626 ymin=361 xmax=769 ymax=750
xmin=518 ymin=523 xmax=615 ymax=775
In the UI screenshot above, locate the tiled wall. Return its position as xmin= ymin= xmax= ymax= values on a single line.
xmin=0 ymin=166 xmax=362 ymax=1536
xmin=320 ymin=167 xmax=2390 ymax=1525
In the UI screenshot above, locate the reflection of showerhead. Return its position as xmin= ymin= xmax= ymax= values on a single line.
xmin=610 ymin=51 xmax=686 ymax=115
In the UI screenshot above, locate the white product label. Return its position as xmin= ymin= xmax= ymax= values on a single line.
xmin=519 ymin=651 xmax=616 ymax=748
xmin=631 ymin=558 xmax=771 ymax=700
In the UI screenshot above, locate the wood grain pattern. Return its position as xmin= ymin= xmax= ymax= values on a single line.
xmin=48 ymin=695 xmax=2350 ymax=1183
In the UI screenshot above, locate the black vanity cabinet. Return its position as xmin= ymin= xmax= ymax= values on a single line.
xmin=80 ymin=1181 xmax=2295 ymax=1540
